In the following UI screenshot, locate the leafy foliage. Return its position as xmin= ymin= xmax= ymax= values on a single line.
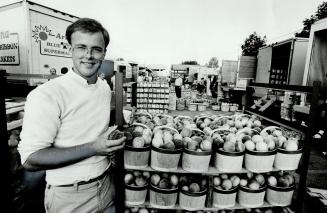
xmin=207 ymin=57 xmax=219 ymax=68
xmin=182 ymin=60 xmax=198 ymax=65
xmin=241 ymin=32 xmax=267 ymax=56
xmin=295 ymin=2 xmax=327 ymax=38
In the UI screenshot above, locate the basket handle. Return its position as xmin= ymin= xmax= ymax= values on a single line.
xmin=195 ymin=116 xmax=213 ymax=124
xmin=214 ymin=115 xmax=233 ymax=122
xmin=233 ymin=113 xmax=251 ymax=121
xmin=174 ymin=115 xmax=193 ymax=123
xmin=153 ymin=125 xmax=179 ymax=134
xmin=260 ymin=126 xmax=282 ymax=135
xmin=190 ymin=128 xmax=205 ymax=136
xmin=236 ymin=128 xmax=260 ymax=137
xmin=210 ymin=127 xmax=231 ymax=137
xmin=156 ymin=114 xmax=174 ymax=120
xmin=132 ymin=122 xmax=151 ymax=130
xmin=134 ymin=111 xmax=153 ymax=119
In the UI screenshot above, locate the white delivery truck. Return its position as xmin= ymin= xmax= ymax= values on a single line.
xmin=0 ymin=0 xmax=79 ymax=85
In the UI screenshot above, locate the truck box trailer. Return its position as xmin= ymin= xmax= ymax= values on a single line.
xmin=0 ymin=0 xmax=79 ymax=85
xmin=255 ymin=37 xmax=308 ymax=85
xmin=303 ymin=17 xmax=327 ymax=91
xmin=221 ymin=60 xmax=238 ymax=85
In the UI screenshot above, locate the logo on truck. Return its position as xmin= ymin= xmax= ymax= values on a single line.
xmin=32 ymin=25 xmax=71 ymax=58
xmin=0 ymin=31 xmax=19 ymax=65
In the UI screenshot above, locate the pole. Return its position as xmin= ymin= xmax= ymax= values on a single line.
xmin=114 ymin=65 xmax=125 ymax=212
xmin=0 ymin=70 xmax=13 ymax=212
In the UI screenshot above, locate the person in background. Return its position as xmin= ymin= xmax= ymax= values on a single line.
xmin=137 ymin=73 xmax=144 ymax=82
xmin=18 ymin=18 xmax=126 ymax=213
xmin=174 ymin=74 xmax=183 ymax=99
xmin=49 ymin=68 xmax=56 ymax=75
xmin=197 ymin=77 xmax=206 ymax=94
xmin=210 ymin=76 xmax=218 ymax=102
xmin=48 ymin=68 xmax=57 ymax=81
xmin=148 ymin=73 xmax=153 ymax=82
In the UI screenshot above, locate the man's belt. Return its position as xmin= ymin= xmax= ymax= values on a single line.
xmin=53 ymin=170 xmax=108 ymax=187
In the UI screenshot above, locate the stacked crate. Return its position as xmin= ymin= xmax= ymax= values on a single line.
xmin=126 ymin=82 xmax=170 ymax=114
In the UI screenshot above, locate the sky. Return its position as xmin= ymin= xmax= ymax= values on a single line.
xmin=1 ymin=0 xmax=326 ymax=66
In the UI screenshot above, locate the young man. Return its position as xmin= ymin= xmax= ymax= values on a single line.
xmin=18 ymin=18 xmax=125 ymax=213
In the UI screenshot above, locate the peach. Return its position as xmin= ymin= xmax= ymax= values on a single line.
xmin=201 ymin=140 xmax=212 ymax=151
xmin=124 ymin=173 xmax=134 ymax=185
xmin=235 ymin=141 xmax=245 ymax=152
xmin=244 ymin=140 xmax=255 ymax=151
xmin=220 ymin=174 xmax=228 ymax=180
xmin=170 ymin=174 xmax=179 ymax=186
xmin=230 ymin=175 xmax=240 ymax=187
xmin=240 ymin=179 xmax=248 ymax=187
xmin=285 ymin=141 xmax=298 ymax=151
xmin=135 ymin=176 xmax=147 ymax=186
xmin=162 ymin=142 xmax=175 ymax=150
xmin=182 ymin=185 xmax=189 ymax=192
xmin=222 ymin=179 xmax=233 ymax=190
xmin=133 ymin=137 xmax=145 ymax=148
xmin=248 ymin=180 xmax=260 ymax=190
xmin=285 ymin=174 xmax=295 ymax=186
xmin=254 ymin=174 xmax=265 ymax=186
xmin=189 ymin=183 xmax=201 ymax=193
xmin=256 ymin=141 xmax=268 ymax=151
xmin=213 ymin=176 xmax=221 ymax=187
xmin=252 ymin=135 xmax=264 ymax=144
xmin=150 ymin=174 xmax=161 ymax=186
xmin=223 ymin=141 xmax=236 ymax=152
xmin=267 ymin=176 xmax=277 ymax=186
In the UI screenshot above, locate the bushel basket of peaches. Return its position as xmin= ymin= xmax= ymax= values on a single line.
xmin=124 ymin=170 xmax=150 ymax=205
xmin=178 ymin=174 xmax=208 ymax=211
xmin=211 ymin=127 xmax=246 ymax=172
xmin=265 ymin=171 xmax=296 ymax=206
xmin=149 ymin=172 xmax=179 ymax=208
xmin=181 ymin=128 xmax=212 ymax=172
xmin=123 ymin=123 xmax=152 ymax=169
xmin=150 ymin=125 xmax=182 ymax=171
xmin=212 ymin=173 xmax=240 ymax=208
xmin=269 ymin=127 xmax=303 ymax=170
xmin=237 ymin=172 xmax=267 ymax=208
xmin=243 ymin=125 xmax=279 ymax=173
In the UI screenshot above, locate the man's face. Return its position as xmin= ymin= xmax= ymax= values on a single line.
xmin=70 ymin=31 xmax=106 ymax=80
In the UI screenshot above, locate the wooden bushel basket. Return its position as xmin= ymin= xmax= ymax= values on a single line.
xmin=238 ymin=185 xmax=267 ymax=208
xmin=266 ymin=184 xmax=295 ymax=206
xmin=179 ymin=188 xmax=207 ymax=211
xmin=214 ymin=148 xmax=244 ymax=172
xmin=149 ymin=184 xmax=178 ymax=208
xmin=125 ymin=183 xmax=148 ymax=205
xmin=212 ymin=186 xmax=238 ymax=208
xmin=124 ymin=145 xmax=150 ymax=169
xmin=182 ymin=148 xmax=211 ymax=172
xmin=150 ymin=146 xmax=182 ymax=171
xmin=124 ymin=123 xmax=152 ymax=169
xmin=244 ymin=149 xmax=276 ymax=173
xmin=274 ymin=147 xmax=303 ymax=170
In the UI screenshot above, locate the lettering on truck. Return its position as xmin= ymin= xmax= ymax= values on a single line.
xmin=0 ymin=31 xmax=19 ymax=65
xmin=32 ymin=25 xmax=71 ymax=58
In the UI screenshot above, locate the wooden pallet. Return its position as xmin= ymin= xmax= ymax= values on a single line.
xmin=251 ymin=95 xmax=276 ymax=112
xmin=6 ymin=100 xmax=25 ymax=131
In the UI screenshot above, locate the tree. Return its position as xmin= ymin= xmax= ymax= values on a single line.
xmin=182 ymin=60 xmax=198 ymax=65
xmin=207 ymin=57 xmax=219 ymax=68
xmin=296 ymin=2 xmax=327 ymax=38
xmin=241 ymin=32 xmax=267 ymax=56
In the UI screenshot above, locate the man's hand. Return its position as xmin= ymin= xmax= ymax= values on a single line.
xmin=92 ymin=125 xmax=126 ymax=155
